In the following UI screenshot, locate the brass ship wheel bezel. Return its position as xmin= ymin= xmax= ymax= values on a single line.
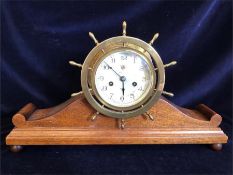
xmin=81 ymin=36 xmax=165 ymax=118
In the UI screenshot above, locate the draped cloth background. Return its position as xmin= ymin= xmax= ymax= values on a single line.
xmin=1 ymin=1 xmax=232 ymax=174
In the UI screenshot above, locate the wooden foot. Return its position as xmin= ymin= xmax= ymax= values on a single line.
xmin=210 ymin=143 xmax=223 ymax=151
xmin=9 ymin=145 xmax=23 ymax=152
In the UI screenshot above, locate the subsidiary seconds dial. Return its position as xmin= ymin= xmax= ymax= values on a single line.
xmin=93 ymin=50 xmax=155 ymax=110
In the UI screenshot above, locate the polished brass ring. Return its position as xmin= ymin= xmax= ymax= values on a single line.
xmin=81 ymin=36 xmax=165 ymax=118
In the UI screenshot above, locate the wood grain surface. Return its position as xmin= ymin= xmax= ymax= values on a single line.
xmin=6 ymin=94 xmax=228 ymax=146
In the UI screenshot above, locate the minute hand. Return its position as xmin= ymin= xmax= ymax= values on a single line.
xmin=103 ymin=61 xmax=121 ymax=77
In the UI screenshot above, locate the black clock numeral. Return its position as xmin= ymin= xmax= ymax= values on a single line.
xmin=139 ymin=66 xmax=144 ymax=71
xmin=101 ymin=86 xmax=107 ymax=91
xmin=120 ymin=96 xmax=124 ymax=101
xmin=138 ymin=86 xmax=144 ymax=91
xmin=103 ymin=65 xmax=109 ymax=70
xmin=109 ymin=93 xmax=114 ymax=99
xmin=98 ymin=76 xmax=104 ymax=81
xmin=130 ymin=94 xmax=135 ymax=99
xmin=111 ymin=57 xmax=115 ymax=63
xmin=121 ymin=55 xmax=127 ymax=60
xmin=133 ymin=56 xmax=137 ymax=63
xmin=142 ymin=77 xmax=148 ymax=82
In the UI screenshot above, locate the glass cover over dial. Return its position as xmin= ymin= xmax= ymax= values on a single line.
xmin=94 ymin=50 xmax=154 ymax=109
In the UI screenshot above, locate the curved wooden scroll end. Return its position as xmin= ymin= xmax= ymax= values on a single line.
xmin=12 ymin=103 xmax=37 ymax=127
xmin=196 ymin=104 xmax=222 ymax=127
xmin=12 ymin=114 xmax=26 ymax=127
xmin=210 ymin=114 xmax=222 ymax=127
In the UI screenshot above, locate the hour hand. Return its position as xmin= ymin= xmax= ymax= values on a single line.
xmin=122 ymin=81 xmax=125 ymax=96
xmin=120 ymin=76 xmax=126 ymax=97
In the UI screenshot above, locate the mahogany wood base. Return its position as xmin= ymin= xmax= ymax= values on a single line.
xmin=6 ymin=95 xmax=228 ymax=151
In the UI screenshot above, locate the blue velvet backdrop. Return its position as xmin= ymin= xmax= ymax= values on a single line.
xmin=1 ymin=1 xmax=232 ymax=174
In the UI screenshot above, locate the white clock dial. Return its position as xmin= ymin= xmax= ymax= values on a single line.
xmin=94 ymin=50 xmax=154 ymax=109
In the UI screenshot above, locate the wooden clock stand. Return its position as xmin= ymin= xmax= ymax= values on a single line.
xmin=6 ymin=94 xmax=228 ymax=152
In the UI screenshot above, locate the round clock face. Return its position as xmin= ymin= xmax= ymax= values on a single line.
xmin=93 ymin=50 xmax=154 ymax=110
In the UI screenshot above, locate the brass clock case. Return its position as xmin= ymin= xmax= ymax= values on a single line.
xmin=81 ymin=36 xmax=165 ymax=118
